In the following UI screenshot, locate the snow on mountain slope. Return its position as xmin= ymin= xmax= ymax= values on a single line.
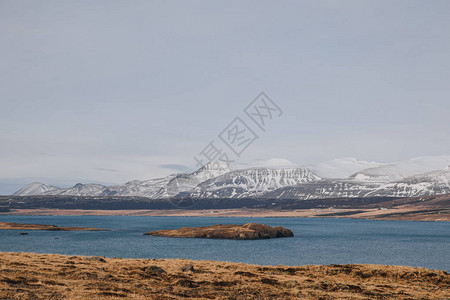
xmin=264 ymin=167 xmax=450 ymax=199
xmin=106 ymin=176 xmax=176 ymax=197
xmin=12 ymin=161 xmax=231 ymax=198
xmin=365 ymin=167 xmax=450 ymax=197
xmin=12 ymin=182 xmax=60 ymax=196
xmin=189 ymin=167 xmax=321 ymax=198
xmin=11 ymin=157 xmax=450 ymax=200
xmin=14 ymin=182 xmax=110 ymax=197
xmin=108 ymin=161 xmax=231 ymax=198
xmin=350 ymin=155 xmax=450 ymax=182
xmin=55 ymin=183 xmax=108 ymax=196
xmin=309 ymin=157 xmax=384 ymax=179
xmin=155 ymin=161 xmax=232 ymax=198
xmin=262 ymin=179 xmax=381 ymax=200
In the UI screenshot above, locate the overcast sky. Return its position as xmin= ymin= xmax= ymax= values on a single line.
xmin=1 ymin=0 xmax=449 ymax=191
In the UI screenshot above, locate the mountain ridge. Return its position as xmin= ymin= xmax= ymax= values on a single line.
xmin=12 ymin=156 xmax=450 ymax=200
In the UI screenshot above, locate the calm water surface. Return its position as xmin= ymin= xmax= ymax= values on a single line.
xmin=0 ymin=216 xmax=448 ymax=271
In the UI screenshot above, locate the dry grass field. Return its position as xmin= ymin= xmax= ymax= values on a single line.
xmin=0 ymin=252 xmax=448 ymax=299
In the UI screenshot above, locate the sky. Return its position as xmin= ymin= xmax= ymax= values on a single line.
xmin=1 ymin=0 xmax=449 ymax=193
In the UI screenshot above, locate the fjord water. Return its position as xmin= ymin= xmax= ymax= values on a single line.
xmin=0 ymin=216 xmax=448 ymax=271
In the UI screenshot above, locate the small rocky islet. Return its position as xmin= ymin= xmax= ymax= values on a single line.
xmin=0 ymin=221 xmax=106 ymax=231
xmin=144 ymin=223 xmax=294 ymax=240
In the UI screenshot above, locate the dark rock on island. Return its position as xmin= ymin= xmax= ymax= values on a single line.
xmin=144 ymin=223 xmax=294 ymax=240
xmin=180 ymin=264 xmax=195 ymax=272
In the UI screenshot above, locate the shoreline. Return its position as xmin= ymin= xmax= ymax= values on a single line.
xmin=0 ymin=252 xmax=448 ymax=299
xmin=2 ymin=207 xmax=449 ymax=221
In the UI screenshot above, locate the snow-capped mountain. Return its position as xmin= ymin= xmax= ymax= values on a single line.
xmin=153 ymin=161 xmax=232 ymax=198
xmin=13 ymin=182 xmax=112 ymax=197
xmin=12 ymin=161 xmax=231 ymax=198
xmin=308 ymin=157 xmax=384 ymax=179
xmin=365 ymin=167 xmax=450 ymax=197
xmin=262 ymin=179 xmax=382 ymax=200
xmin=13 ymin=182 xmax=60 ymax=196
xmin=189 ymin=167 xmax=321 ymax=198
xmin=104 ymin=176 xmax=176 ymax=197
xmin=12 ymin=156 xmax=450 ymax=200
xmin=350 ymin=155 xmax=450 ymax=182
xmin=264 ymin=166 xmax=450 ymax=200
xmin=55 ymin=183 xmax=107 ymax=196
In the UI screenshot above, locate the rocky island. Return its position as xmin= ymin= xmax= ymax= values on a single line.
xmin=0 ymin=221 xmax=106 ymax=231
xmin=144 ymin=223 xmax=294 ymax=240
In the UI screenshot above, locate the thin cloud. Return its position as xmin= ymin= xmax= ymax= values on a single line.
xmin=159 ymin=164 xmax=192 ymax=173
xmin=94 ymin=167 xmax=119 ymax=172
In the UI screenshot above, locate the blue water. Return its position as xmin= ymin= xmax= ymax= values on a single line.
xmin=0 ymin=216 xmax=448 ymax=271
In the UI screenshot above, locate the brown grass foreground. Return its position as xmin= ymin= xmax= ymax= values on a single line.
xmin=0 ymin=252 xmax=448 ymax=299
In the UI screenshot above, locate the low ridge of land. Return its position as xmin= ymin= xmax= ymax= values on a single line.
xmin=144 ymin=223 xmax=294 ymax=239
xmin=0 ymin=252 xmax=448 ymax=299
xmin=1 ymin=194 xmax=449 ymax=221
xmin=0 ymin=222 xmax=106 ymax=231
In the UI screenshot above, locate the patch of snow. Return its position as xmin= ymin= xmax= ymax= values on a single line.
xmin=309 ymin=157 xmax=384 ymax=179
xmin=350 ymin=155 xmax=450 ymax=182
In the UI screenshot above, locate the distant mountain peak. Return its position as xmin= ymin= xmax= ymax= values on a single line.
xmin=12 ymin=182 xmax=59 ymax=196
xmin=198 ymin=160 xmax=232 ymax=172
xmin=350 ymin=155 xmax=450 ymax=182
